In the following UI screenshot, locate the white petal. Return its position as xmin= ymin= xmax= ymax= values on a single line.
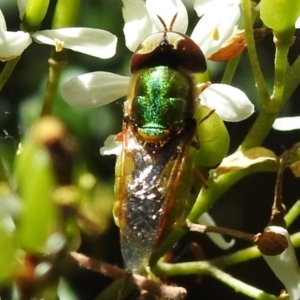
xmin=0 ymin=31 xmax=32 ymax=61
xmin=17 ymin=0 xmax=28 ymax=19
xmin=296 ymin=16 xmax=300 ymax=28
xmin=191 ymin=5 xmax=240 ymax=57
xmin=262 ymin=226 xmax=300 ymax=300
xmin=194 ymin=0 xmax=240 ymax=17
xmin=0 ymin=10 xmax=7 ymax=32
xmin=200 ymin=84 xmax=254 ymax=122
xmin=273 ymin=116 xmax=300 ymax=131
xmin=100 ymin=135 xmax=122 ymax=156
xmin=122 ymin=0 xmax=154 ymax=52
xmin=146 ymin=0 xmax=188 ymax=33
xmin=198 ymin=213 xmax=235 ymax=250
xmin=32 ymin=28 xmax=117 ymax=59
xmin=0 ymin=10 xmax=31 ymax=60
xmin=61 ymin=72 xmax=131 ymax=108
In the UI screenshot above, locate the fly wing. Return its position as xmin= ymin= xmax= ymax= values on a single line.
xmin=115 ymin=120 xmax=196 ymax=271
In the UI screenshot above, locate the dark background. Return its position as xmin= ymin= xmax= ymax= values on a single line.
xmin=1 ymin=0 xmax=300 ymax=299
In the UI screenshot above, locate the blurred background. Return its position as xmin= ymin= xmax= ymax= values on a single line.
xmin=1 ymin=0 xmax=300 ymax=299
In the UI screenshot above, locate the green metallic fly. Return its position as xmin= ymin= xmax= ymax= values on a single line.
xmin=113 ymin=15 xmax=207 ymax=272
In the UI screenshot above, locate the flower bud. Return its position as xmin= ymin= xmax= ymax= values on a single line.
xmin=193 ymin=105 xmax=230 ymax=167
xmin=260 ymin=0 xmax=300 ymax=41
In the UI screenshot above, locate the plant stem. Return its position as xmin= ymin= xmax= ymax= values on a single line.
xmin=0 ymin=157 xmax=10 ymax=185
xmin=41 ymin=50 xmax=67 ymax=116
xmin=151 ymin=159 xmax=278 ymax=266
xmin=285 ymin=200 xmax=300 ymax=227
xmin=155 ymin=260 xmax=277 ymax=300
xmin=241 ymin=0 xmax=269 ymax=104
xmin=272 ymin=38 xmax=291 ymax=105
xmin=283 ymin=52 xmax=300 ymax=102
xmin=0 ymin=57 xmax=20 ymax=91
xmin=241 ymin=106 xmax=282 ymax=150
xmin=221 ymin=53 xmax=242 ymax=85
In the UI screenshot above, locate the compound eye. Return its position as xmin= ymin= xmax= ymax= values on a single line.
xmin=168 ymin=32 xmax=207 ymax=73
xmin=130 ymin=31 xmax=207 ymax=74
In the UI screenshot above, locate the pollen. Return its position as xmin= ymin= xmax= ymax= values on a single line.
xmin=54 ymin=38 xmax=64 ymax=52
xmin=212 ymin=27 xmax=220 ymax=41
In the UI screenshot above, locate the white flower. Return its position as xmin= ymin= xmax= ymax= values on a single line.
xmin=100 ymin=135 xmax=122 ymax=156
xmin=0 ymin=7 xmax=117 ymax=61
xmin=198 ymin=212 xmax=235 ymax=250
xmin=273 ymin=116 xmax=300 ymax=131
xmin=262 ymin=226 xmax=300 ymax=300
xmin=0 ymin=9 xmax=31 ymax=60
xmin=62 ymin=0 xmax=254 ymax=122
xmin=123 ymin=0 xmax=241 ymax=57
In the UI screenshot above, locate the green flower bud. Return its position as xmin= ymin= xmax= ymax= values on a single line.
xmin=260 ymin=0 xmax=300 ymax=41
xmin=22 ymin=0 xmax=50 ymax=32
xmin=52 ymin=0 xmax=80 ymax=29
xmin=193 ymin=105 xmax=230 ymax=167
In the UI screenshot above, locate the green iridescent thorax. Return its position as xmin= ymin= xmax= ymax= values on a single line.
xmin=127 ymin=66 xmax=195 ymax=141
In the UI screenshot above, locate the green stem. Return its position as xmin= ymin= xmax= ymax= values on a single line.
xmin=150 ymin=159 xmax=278 ymax=266
xmin=155 ymin=230 xmax=300 ymax=277
xmin=241 ymin=37 xmax=293 ymax=150
xmin=0 ymin=157 xmax=10 ymax=186
xmin=0 ymin=57 xmax=21 ymax=91
xmin=285 ymin=200 xmax=300 ymax=228
xmin=206 ymin=266 xmax=277 ymax=300
xmin=241 ymin=0 xmax=270 ymax=104
xmin=155 ymin=261 xmax=277 ymax=300
xmin=241 ymin=107 xmax=282 ymax=150
xmin=221 ymin=53 xmax=242 ymax=84
xmin=41 ymin=50 xmax=67 ymax=116
xmin=154 ymin=231 xmax=300 ymax=299
xmin=283 ymin=52 xmax=300 ymax=102
xmin=272 ymin=38 xmax=292 ymax=104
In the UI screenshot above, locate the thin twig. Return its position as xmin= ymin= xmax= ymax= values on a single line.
xmin=69 ymin=252 xmax=187 ymax=300
xmin=186 ymin=220 xmax=254 ymax=242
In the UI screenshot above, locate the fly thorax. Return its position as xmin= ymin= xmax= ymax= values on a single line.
xmin=130 ymin=66 xmax=194 ymax=142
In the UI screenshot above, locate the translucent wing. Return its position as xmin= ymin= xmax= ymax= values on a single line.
xmin=115 ymin=119 xmax=196 ymax=271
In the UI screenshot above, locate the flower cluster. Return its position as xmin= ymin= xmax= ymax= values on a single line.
xmin=61 ymin=0 xmax=254 ymax=123
xmin=0 ymin=2 xmax=117 ymax=61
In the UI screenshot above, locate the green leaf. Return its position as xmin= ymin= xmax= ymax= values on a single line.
xmin=0 ymin=224 xmax=16 ymax=282
xmin=15 ymin=139 xmax=57 ymax=253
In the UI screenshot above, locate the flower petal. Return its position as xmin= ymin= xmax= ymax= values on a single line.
xmin=296 ymin=16 xmax=300 ymax=28
xmin=273 ymin=116 xmax=300 ymax=131
xmin=191 ymin=4 xmax=240 ymax=57
xmin=61 ymin=72 xmax=131 ymax=108
xmin=146 ymin=0 xmax=188 ymax=33
xmin=17 ymin=0 xmax=29 ymax=19
xmin=262 ymin=226 xmax=300 ymax=300
xmin=198 ymin=213 xmax=235 ymax=250
xmin=194 ymin=0 xmax=241 ymax=17
xmin=0 ymin=10 xmax=32 ymax=60
xmin=32 ymin=28 xmax=117 ymax=58
xmin=0 ymin=9 xmax=7 ymax=32
xmin=123 ymin=0 xmax=154 ymax=52
xmin=100 ymin=135 xmax=122 ymax=156
xmin=0 ymin=31 xmax=32 ymax=61
xmin=200 ymin=84 xmax=254 ymax=122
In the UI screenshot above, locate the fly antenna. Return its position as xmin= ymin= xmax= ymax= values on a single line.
xmin=157 ymin=13 xmax=178 ymax=32
xmin=169 ymin=13 xmax=177 ymax=31
xmin=157 ymin=15 xmax=168 ymax=32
